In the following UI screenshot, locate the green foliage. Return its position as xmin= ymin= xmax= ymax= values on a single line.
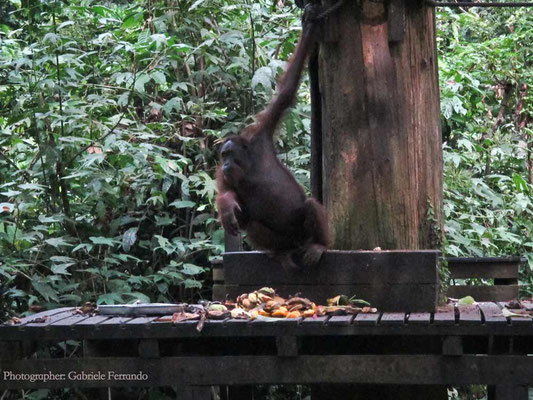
xmin=0 ymin=0 xmax=307 ymax=317
xmin=437 ymin=7 xmax=533 ymax=296
xmin=1 ymin=0 xmax=532 ymax=321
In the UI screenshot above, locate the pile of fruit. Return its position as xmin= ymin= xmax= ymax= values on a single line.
xmin=227 ymin=287 xmax=376 ymax=319
xmin=235 ymin=287 xmax=318 ymax=318
xmin=157 ymin=287 xmax=377 ymax=331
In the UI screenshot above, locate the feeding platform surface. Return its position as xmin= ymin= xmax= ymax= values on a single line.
xmin=0 ymin=302 xmax=532 ymax=389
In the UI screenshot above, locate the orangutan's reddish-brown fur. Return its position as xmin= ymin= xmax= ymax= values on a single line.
xmin=216 ymin=8 xmax=328 ymax=270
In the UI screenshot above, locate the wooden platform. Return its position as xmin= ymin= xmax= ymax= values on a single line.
xmin=1 ymin=302 xmax=532 ymax=391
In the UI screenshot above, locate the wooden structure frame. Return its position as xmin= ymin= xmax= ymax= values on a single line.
xmin=447 ymin=257 xmax=523 ymax=301
xmin=1 ymin=303 xmax=531 ymax=398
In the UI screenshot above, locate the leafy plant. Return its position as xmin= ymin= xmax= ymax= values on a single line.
xmin=0 ymin=0 xmax=308 ymax=317
xmin=437 ymin=7 xmax=533 ymax=296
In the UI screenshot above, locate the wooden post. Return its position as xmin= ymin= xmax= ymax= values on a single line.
xmin=312 ymin=0 xmax=444 ymax=398
xmin=318 ymin=0 xmax=443 ymax=250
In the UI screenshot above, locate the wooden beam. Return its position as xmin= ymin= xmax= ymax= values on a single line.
xmin=447 ymin=285 xmax=518 ymax=302
xmin=447 ymin=258 xmax=520 ymax=279
xmin=223 ymin=250 xmax=439 ymax=285
xmin=1 ymin=355 xmax=532 ymax=389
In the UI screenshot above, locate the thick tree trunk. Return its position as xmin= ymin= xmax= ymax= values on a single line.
xmin=318 ymin=0 xmax=443 ymax=250
xmin=312 ymin=1 xmax=445 ymax=398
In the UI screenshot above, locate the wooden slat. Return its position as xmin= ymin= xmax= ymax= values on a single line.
xmin=23 ymin=309 xmax=76 ymax=327
xmin=15 ymin=307 xmax=74 ymax=325
xmin=99 ymin=317 xmax=134 ymax=325
xmin=433 ymin=306 xmax=456 ymax=325
xmin=477 ymin=302 xmax=507 ymax=325
xmin=447 ymin=258 xmax=520 ymax=279
xmin=457 ymin=305 xmax=482 ymax=325
xmin=276 ymin=317 xmax=302 ymax=329
xmin=408 ymin=313 xmax=431 ymax=325
xmin=126 ymin=316 xmax=160 ymax=325
xmin=380 ymin=313 xmax=406 ymax=325
xmin=223 ymin=250 xmax=439 ymax=285
xmin=327 ymin=315 xmax=354 ymax=326
xmin=354 ymin=313 xmax=380 ymax=326
xmin=49 ymin=314 xmax=92 ymax=326
xmin=300 ymin=315 xmax=330 ymax=327
xmin=220 ymin=284 xmax=437 ymax=312
xmin=447 ymin=285 xmax=518 ymax=302
xmin=223 ymin=318 xmax=249 ymax=328
xmin=1 ymin=355 xmax=533 ymax=388
xmin=75 ymin=315 xmax=111 ymax=325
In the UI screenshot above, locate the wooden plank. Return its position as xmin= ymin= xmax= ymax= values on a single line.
xmin=222 ymin=319 xmax=250 ymax=330
xmin=75 ymin=315 xmax=111 ymax=325
xmin=223 ymin=250 xmax=439 ymax=285
xmin=15 ymin=307 xmax=74 ymax=325
xmin=447 ymin=285 xmax=518 ymax=302
xmin=433 ymin=306 xmax=456 ymax=325
xmin=98 ymin=317 xmax=134 ymax=325
xmin=478 ymin=302 xmax=507 ymax=325
xmin=1 ymin=355 xmax=533 ymax=388
xmin=447 ymin=258 xmax=520 ymax=279
xmin=222 ymin=284 xmax=438 ymax=312
xmin=48 ymin=314 xmax=92 ymax=326
xmin=300 ymin=315 xmax=330 ymax=327
xmin=380 ymin=313 xmax=406 ymax=325
xmin=327 ymin=315 xmax=354 ymax=326
xmin=354 ymin=313 xmax=381 ymax=326
xmin=407 ymin=313 xmax=431 ymax=325
xmin=23 ymin=309 xmax=76 ymax=327
xmin=457 ymin=305 xmax=482 ymax=326
xmin=126 ymin=316 xmax=159 ymax=325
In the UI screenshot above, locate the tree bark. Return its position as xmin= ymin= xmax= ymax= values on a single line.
xmin=319 ymin=0 xmax=443 ymax=250
xmin=313 ymin=1 xmax=445 ymax=398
